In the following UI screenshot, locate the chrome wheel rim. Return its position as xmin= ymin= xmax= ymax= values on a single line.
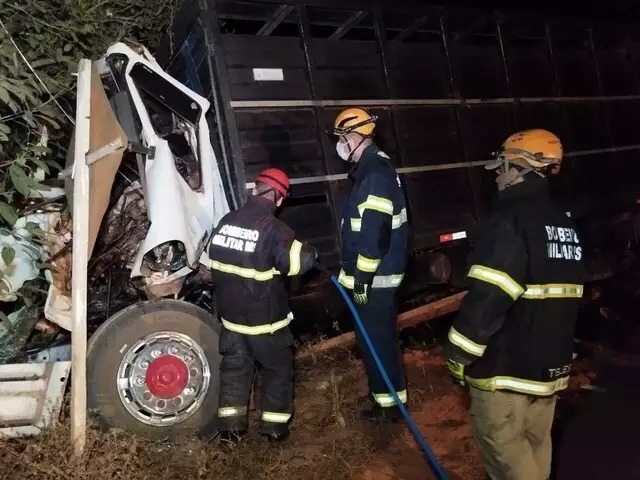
xmin=116 ymin=331 xmax=210 ymax=426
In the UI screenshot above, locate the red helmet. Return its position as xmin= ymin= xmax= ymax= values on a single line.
xmin=255 ymin=168 xmax=290 ymax=198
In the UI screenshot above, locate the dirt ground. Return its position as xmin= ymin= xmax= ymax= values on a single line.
xmin=0 ymin=342 xmax=601 ymax=480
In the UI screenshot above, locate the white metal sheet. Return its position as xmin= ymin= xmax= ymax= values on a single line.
xmin=0 ymin=361 xmax=71 ymax=438
xmin=252 ymin=68 xmax=284 ymax=81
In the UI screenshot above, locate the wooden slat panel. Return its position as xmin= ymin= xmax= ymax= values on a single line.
xmin=505 ymin=45 xmax=556 ymax=97
xmin=394 ymin=106 xmax=463 ymax=166
xmin=596 ymin=50 xmax=640 ymax=96
xmin=605 ymin=100 xmax=640 ymax=146
xmin=223 ymin=35 xmax=311 ymax=100
xmin=404 ymin=170 xmax=477 ymax=237
xmin=560 ymin=102 xmax=608 ymax=151
xmin=310 ymin=39 xmax=386 ymax=99
xmin=554 ymin=49 xmax=600 ymax=97
xmin=386 ymin=42 xmax=451 ymax=99
xmin=458 ymin=104 xmax=513 ymax=161
xmin=223 ymin=35 xmax=308 ymax=67
xmin=451 ymin=44 xmax=508 ymax=98
xmin=228 ymin=67 xmax=311 ymax=100
xmin=234 ymin=108 xmax=324 ymax=179
xmin=310 ymin=39 xmax=381 ymax=67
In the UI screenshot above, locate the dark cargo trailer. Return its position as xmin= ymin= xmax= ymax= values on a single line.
xmin=157 ymin=0 xmax=640 ymax=335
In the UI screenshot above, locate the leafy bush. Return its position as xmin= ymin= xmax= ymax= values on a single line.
xmin=0 ymin=0 xmax=181 ymax=224
xmin=0 ymin=0 xmax=181 ymax=301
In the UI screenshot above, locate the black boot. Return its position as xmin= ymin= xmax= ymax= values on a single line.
xmin=360 ymin=403 xmax=403 ymax=424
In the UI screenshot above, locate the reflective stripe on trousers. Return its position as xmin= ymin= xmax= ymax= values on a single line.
xmin=373 ymin=389 xmax=407 ymax=407
xmin=261 ymin=411 xmax=291 ymax=423
xmin=338 ymin=270 xmax=404 ymax=289
xmin=221 ymin=312 xmax=293 ymax=335
xmin=218 ymin=406 xmax=248 ymax=418
xmin=356 ymin=254 xmax=381 ymax=273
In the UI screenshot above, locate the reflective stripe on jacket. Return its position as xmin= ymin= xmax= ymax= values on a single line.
xmin=209 ymin=195 xmax=316 ymax=331
xmin=445 ymin=177 xmax=585 ymax=396
xmin=339 ymin=144 xmax=408 ymax=289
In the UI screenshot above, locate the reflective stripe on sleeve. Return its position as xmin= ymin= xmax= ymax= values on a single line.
xmin=358 ymin=195 xmax=394 ymax=217
xmin=466 ymin=375 xmax=569 ymax=396
xmin=350 ymin=208 xmax=407 ymax=232
xmin=448 ymin=326 xmax=487 ymax=357
xmin=209 ymin=260 xmax=278 ymax=281
xmin=373 ymin=389 xmax=407 ymax=407
xmin=467 ymin=265 xmax=524 ymax=300
xmin=218 ymin=406 xmax=248 ymax=418
xmin=338 ymin=270 xmax=404 ymax=289
xmin=221 ymin=313 xmax=293 ymax=335
xmin=356 ymin=254 xmax=381 ymax=273
xmin=288 ymin=240 xmax=303 ymax=276
xmin=261 ymin=411 xmax=291 ymax=423
xmin=522 ymin=284 xmax=583 ymax=299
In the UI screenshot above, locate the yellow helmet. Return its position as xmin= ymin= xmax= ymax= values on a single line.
xmin=487 ymin=129 xmax=563 ymax=172
xmin=332 ymin=107 xmax=378 ymax=137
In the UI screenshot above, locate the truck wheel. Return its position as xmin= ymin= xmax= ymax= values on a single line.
xmin=87 ymin=299 xmax=221 ymax=440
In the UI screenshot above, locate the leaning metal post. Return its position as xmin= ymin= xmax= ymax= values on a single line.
xmin=71 ymin=58 xmax=92 ymax=457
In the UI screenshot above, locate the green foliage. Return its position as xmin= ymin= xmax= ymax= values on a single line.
xmin=0 ymin=0 xmax=181 ymax=225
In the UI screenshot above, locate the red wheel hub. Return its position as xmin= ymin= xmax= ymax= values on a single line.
xmin=145 ymin=355 xmax=189 ymax=399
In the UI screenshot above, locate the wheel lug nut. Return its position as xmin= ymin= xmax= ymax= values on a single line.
xmin=135 ymin=377 xmax=145 ymax=386
xmin=168 ymin=346 xmax=178 ymax=355
xmin=140 ymin=360 xmax=150 ymax=369
xmin=151 ymin=349 xmax=162 ymax=358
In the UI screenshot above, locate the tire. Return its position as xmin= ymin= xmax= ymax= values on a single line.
xmin=87 ymin=299 xmax=221 ymax=440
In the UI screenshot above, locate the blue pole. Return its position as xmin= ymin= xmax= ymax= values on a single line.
xmin=330 ymin=276 xmax=449 ymax=480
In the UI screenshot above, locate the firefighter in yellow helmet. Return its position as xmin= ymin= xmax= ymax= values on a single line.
xmin=331 ymin=108 xmax=409 ymax=423
xmin=445 ymin=129 xmax=584 ymax=479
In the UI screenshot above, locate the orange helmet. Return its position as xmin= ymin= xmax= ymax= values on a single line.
xmin=332 ymin=107 xmax=377 ymax=137
xmin=255 ymin=168 xmax=290 ymax=197
xmin=487 ymin=129 xmax=563 ymax=172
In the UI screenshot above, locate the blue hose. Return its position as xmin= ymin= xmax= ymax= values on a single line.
xmin=330 ymin=276 xmax=449 ymax=480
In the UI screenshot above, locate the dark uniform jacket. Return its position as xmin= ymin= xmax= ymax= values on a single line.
xmin=446 ymin=177 xmax=584 ymax=396
xmin=208 ymin=195 xmax=316 ymax=335
xmin=338 ymin=144 xmax=408 ymax=290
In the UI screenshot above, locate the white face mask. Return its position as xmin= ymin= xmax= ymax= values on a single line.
xmin=336 ymin=139 xmax=353 ymax=161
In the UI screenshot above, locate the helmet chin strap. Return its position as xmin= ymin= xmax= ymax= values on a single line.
xmin=346 ymin=135 xmax=367 ymax=162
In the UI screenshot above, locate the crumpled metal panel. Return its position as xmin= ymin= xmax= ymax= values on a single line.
xmin=0 ymin=362 xmax=71 ymax=438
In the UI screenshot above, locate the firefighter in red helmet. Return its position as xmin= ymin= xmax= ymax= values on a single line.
xmin=209 ymin=167 xmax=317 ymax=444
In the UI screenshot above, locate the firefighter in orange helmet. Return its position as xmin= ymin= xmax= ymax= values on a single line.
xmin=445 ymin=129 xmax=584 ymax=479
xmin=331 ymin=108 xmax=409 ymax=423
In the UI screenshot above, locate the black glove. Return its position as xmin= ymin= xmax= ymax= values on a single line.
xmin=353 ymin=281 xmax=369 ymax=305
